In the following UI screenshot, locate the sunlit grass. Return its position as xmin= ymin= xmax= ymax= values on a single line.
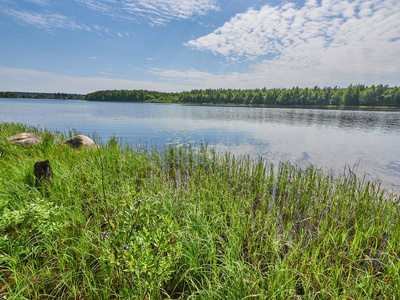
xmin=0 ymin=122 xmax=399 ymax=299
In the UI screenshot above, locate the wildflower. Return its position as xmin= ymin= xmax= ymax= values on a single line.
xmin=123 ymin=244 xmax=129 ymax=251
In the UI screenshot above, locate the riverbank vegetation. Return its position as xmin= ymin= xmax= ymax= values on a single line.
xmin=85 ymin=84 xmax=400 ymax=108
xmin=1 ymin=122 xmax=399 ymax=299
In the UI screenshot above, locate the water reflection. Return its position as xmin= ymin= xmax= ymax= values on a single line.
xmin=180 ymin=106 xmax=400 ymax=133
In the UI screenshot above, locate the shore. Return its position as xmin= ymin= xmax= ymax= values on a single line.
xmin=0 ymin=122 xmax=399 ymax=299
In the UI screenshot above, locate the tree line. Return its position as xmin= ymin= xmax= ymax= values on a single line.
xmin=0 ymin=92 xmax=85 ymax=100
xmin=16 ymin=92 xmax=85 ymax=100
xmin=3 ymin=85 xmax=400 ymax=107
xmin=86 ymin=85 xmax=400 ymax=107
xmin=178 ymin=85 xmax=400 ymax=107
xmin=0 ymin=91 xmax=18 ymax=98
xmin=85 ymin=89 xmax=179 ymax=103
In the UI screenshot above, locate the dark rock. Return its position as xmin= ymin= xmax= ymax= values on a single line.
xmin=8 ymin=133 xmax=42 ymax=147
xmin=61 ymin=135 xmax=97 ymax=149
xmin=34 ymin=159 xmax=53 ymax=187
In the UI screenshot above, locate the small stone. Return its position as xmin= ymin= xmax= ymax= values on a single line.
xmin=61 ymin=135 xmax=97 ymax=149
xmin=8 ymin=133 xmax=42 ymax=147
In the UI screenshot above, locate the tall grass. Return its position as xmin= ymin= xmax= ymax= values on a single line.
xmin=0 ymin=122 xmax=399 ymax=299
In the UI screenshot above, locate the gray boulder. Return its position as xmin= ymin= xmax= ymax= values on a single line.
xmin=8 ymin=133 xmax=42 ymax=146
xmin=61 ymin=135 xmax=97 ymax=149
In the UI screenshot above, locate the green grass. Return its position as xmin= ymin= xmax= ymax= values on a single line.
xmin=1 ymin=122 xmax=399 ymax=299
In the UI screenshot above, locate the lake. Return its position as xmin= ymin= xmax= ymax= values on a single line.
xmin=1 ymin=98 xmax=400 ymax=191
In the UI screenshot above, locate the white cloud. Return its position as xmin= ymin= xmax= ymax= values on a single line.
xmin=187 ymin=0 xmax=400 ymax=59
xmin=176 ymin=0 xmax=400 ymax=88
xmin=76 ymin=0 xmax=219 ymax=25
xmin=149 ymin=57 xmax=400 ymax=90
xmin=0 ymin=67 xmax=190 ymax=93
xmin=24 ymin=0 xmax=51 ymax=6
xmin=0 ymin=7 xmax=119 ymax=35
xmin=148 ymin=68 xmax=225 ymax=86
xmin=1 ymin=8 xmax=85 ymax=31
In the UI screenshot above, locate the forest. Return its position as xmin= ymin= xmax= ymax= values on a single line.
xmin=0 ymin=91 xmax=18 ymax=98
xmin=16 ymin=92 xmax=85 ymax=100
xmin=3 ymin=85 xmax=400 ymax=107
xmin=85 ymin=84 xmax=400 ymax=107
xmin=85 ymin=89 xmax=180 ymax=103
xmin=0 ymin=92 xmax=85 ymax=100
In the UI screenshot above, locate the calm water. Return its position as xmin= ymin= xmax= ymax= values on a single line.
xmin=1 ymin=98 xmax=400 ymax=190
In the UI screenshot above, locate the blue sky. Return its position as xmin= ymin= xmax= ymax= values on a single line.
xmin=0 ymin=0 xmax=399 ymax=93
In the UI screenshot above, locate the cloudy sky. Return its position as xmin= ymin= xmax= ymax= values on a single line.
xmin=0 ymin=0 xmax=399 ymax=93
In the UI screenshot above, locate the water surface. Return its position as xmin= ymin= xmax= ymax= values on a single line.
xmin=1 ymin=98 xmax=399 ymax=190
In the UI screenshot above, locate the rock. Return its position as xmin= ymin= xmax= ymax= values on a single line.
xmin=61 ymin=135 xmax=97 ymax=149
xmin=8 ymin=133 xmax=42 ymax=146
xmin=34 ymin=159 xmax=53 ymax=187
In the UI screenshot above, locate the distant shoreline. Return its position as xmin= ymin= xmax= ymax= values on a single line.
xmin=2 ymin=84 xmax=400 ymax=109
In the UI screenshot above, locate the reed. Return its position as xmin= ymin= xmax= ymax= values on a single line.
xmin=0 ymin=122 xmax=399 ymax=299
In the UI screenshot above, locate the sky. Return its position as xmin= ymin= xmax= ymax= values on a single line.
xmin=0 ymin=0 xmax=399 ymax=94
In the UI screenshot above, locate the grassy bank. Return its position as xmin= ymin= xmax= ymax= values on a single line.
xmin=1 ymin=123 xmax=399 ymax=299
